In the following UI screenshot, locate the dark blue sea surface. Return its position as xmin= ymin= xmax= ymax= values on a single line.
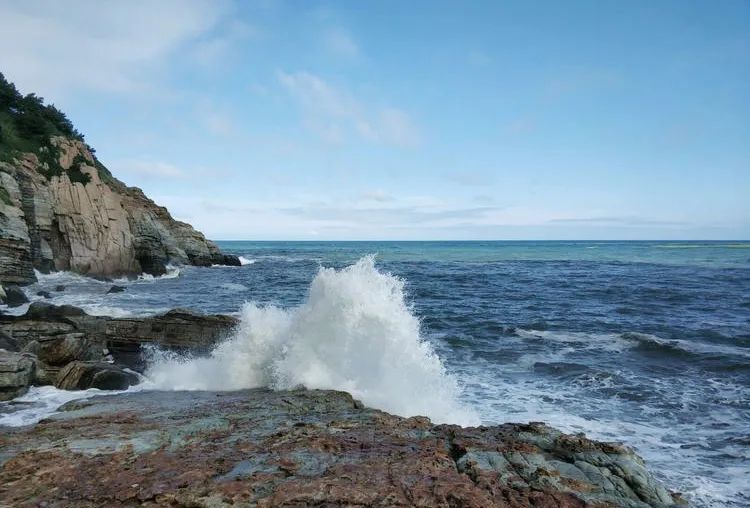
xmin=10 ymin=241 xmax=750 ymax=507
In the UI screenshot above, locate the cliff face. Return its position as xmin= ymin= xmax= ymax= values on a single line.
xmin=0 ymin=136 xmax=238 ymax=285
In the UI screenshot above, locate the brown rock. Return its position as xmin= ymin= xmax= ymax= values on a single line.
xmin=0 ymin=389 xmax=684 ymax=507
xmin=54 ymin=361 xmax=139 ymax=390
xmin=0 ymin=136 xmax=239 ymax=287
xmin=0 ymin=303 xmax=237 ymax=374
xmin=0 ymin=350 xmax=35 ymax=400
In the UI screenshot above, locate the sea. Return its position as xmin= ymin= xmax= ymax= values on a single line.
xmin=1 ymin=240 xmax=748 ymax=507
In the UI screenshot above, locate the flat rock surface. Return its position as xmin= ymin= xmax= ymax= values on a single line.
xmin=0 ymin=389 xmax=684 ymax=507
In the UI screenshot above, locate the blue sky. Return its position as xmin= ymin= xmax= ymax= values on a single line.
xmin=1 ymin=0 xmax=748 ymax=240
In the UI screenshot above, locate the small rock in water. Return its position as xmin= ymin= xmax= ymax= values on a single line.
xmin=36 ymin=291 xmax=52 ymax=299
xmin=106 ymin=285 xmax=126 ymax=294
xmin=222 ymin=254 xmax=242 ymax=266
xmin=4 ymin=286 xmax=29 ymax=307
xmin=54 ymin=285 xmax=66 ymax=292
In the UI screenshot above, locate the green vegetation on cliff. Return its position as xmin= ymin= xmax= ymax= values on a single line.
xmin=0 ymin=72 xmax=113 ymax=185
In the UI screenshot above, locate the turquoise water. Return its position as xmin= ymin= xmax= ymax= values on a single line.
xmin=219 ymin=240 xmax=750 ymax=266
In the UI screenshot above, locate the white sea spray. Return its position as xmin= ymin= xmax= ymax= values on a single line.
xmin=145 ymin=256 xmax=479 ymax=426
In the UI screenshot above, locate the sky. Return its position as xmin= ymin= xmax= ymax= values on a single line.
xmin=0 ymin=0 xmax=748 ymax=240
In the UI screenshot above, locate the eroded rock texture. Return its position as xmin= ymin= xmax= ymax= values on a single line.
xmin=0 ymin=136 xmax=238 ymax=286
xmin=0 ymin=389 xmax=684 ymax=507
xmin=0 ymin=303 xmax=237 ymax=392
xmin=0 ymin=350 xmax=35 ymax=400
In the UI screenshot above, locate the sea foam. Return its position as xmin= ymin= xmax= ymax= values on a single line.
xmin=146 ymin=256 xmax=479 ymax=426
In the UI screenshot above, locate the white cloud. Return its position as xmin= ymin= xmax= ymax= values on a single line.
xmin=0 ymin=0 xmax=228 ymax=99
xmin=277 ymin=70 xmax=421 ymax=147
xmin=192 ymin=20 xmax=258 ymax=67
xmin=323 ymin=29 xmax=360 ymax=58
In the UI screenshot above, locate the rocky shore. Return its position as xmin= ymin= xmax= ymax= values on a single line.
xmin=0 ymin=388 xmax=684 ymax=507
xmin=0 ymin=304 xmax=687 ymax=507
xmin=0 ymin=303 xmax=237 ymax=400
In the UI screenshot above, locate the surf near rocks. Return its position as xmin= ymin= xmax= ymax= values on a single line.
xmin=0 ymin=302 xmax=237 ymax=398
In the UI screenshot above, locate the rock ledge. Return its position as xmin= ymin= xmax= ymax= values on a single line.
xmin=0 ymin=389 xmax=685 ymax=507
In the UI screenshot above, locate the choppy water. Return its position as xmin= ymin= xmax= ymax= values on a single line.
xmin=2 ymin=241 xmax=749 ymax=507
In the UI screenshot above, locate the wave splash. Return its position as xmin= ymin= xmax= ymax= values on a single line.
xmin=146 ymin=256 xmax=479 ymax=426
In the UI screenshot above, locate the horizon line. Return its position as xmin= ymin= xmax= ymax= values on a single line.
xmin=212 ymin=239 xmax=750 ymax=242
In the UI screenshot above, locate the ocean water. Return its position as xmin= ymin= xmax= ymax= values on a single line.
xmin=2 ymin=241 xmax=749 ymax=507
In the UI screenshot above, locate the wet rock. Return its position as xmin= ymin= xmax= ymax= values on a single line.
xmin=32 ymin=333 xmax=97 ymax=366
xmin=3 ymin=286 xmax=28 ymax=307
xmin=36 ymin=290 xmax=52 ymax=299
xmin=103 ymin=308 xmax=238 ymax=371
xmin=221 ymin=254 xmax=242 ymax=266
xmin=0 ymin=330 xmax=19 ymax=352
xmin=0 ymin=304 xmax=237 ymax=373
xmin=54 ymin=285 xmax=65 ymax=292
xmin=54 ymin=361 xmax=139 ymax=390
xmin=0 ymin=389 xmax=684 ymax=507
xmin=106 ymin=285 xmax=126 ymax=294
xmin=30 ymin=360 xmax=62 ymax=386
xmin=22 ymin=301 xmax=87 ymax=320
xmin=0 ymin=351 xmax=35 ymax=401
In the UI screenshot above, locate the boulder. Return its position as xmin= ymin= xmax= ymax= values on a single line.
xmin=0 ymin=329 xmax=19 ymax=351
xmin=0 ymin=351 xmax=35 ymax=400
xmin=0 ymin=304 xmax=237 ymax=373
xmin=4 ymin=286 xmax=29 ymax=307
xmin=221 ymin=254 xmax=242 ymax=266
xmin=55 ymin=361 xmax=139 ymax=391
xmin=22 ymin=301 xmax=87 ymax=320
xmin=106 ymin=285 xmax=126 ymax=294
xmin=104 ymin=308 xmax=238 ymax=370
xmin=30 ymin=333 xmax=97 ymax=366
xmin=31 ymin=361 xmax=62 ymax=386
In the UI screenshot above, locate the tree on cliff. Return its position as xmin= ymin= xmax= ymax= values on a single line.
xmin=0 ymin=71 xmax=84 ymax=158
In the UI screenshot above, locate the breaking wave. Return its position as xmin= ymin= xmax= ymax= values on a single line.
xmin=146 ymin=256 xmax=479 ymax=426
xmin=135 ymin=265 xmax=181 ymax=281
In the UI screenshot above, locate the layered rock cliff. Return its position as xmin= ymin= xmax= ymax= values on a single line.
xmin=0 ymin=73 xmax=238 ymax=288
xmin=0 ymin=137 xmax=238 ymax=286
